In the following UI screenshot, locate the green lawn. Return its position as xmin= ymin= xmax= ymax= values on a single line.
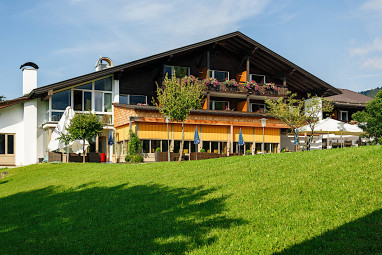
xmin=1 ymin=146 xmax=381 ymax=254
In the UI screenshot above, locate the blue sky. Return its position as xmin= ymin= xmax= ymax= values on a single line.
xmin=1 ymin=0 xmax=382 ymax=100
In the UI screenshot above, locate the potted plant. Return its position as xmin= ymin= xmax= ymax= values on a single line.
xmin=182 ymin=75 xmax=197 ymax=84
xmin=224 ymin=79 xmax=238 ymax=91
xmin=245 ymin=80 xmax=259 ymax=94
xmin=263 ymin=82 xmax=278 ymax=95
xmin=203 ymin=77 xmax=219 ymax=91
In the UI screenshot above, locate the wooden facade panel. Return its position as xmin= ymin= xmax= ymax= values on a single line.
xmin=201 ymin=125 xmax=228 ymax=141
xmin=139 ymin=123 xmax=167 ymax=139
xmin=255 ymin=127 xmax=280 ymax=143
xmin=236 ymin=71 xmax=247 ymax=83
xmin=116 ymin=124 xmax=136 ymax=142
xmin=237 ymin=100 xmax=247 ymax=112
xmin=173 ymin=124 xmax=195 ymax=140
xmin=233 ymin=126 xmax=253 ymax=142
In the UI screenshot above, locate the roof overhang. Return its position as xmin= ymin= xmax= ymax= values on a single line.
xmin=29 ymin=31 xmax=341 ymax=99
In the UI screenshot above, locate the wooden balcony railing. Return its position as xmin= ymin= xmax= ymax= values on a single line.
xmin=161 ymin=78 xmax=289 ymax=97
xmin=205 ymin=82 xmax=288 ymax=97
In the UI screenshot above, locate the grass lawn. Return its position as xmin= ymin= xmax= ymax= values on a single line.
xmin=1 ymin=146 xmax=382 ymax=254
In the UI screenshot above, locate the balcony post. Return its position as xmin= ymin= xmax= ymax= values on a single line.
xmin=207 ymin=92 xmax=211 ymax=110
xmin=206 ymin=50 xmax=210 ymax=78
xmin=246 ymin=95 xmax=250 ymax=112
xmin=246 ymin=56 xmax=250 ymax=82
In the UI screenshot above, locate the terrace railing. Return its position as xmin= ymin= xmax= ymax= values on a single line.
xmin=205 ymin=82 xmax=288 ymax=97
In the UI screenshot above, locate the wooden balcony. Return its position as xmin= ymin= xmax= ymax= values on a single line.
xmin=160 ymin=78 xmax=289 ymax=97
xmin=205 ymin=82 xmax=288 ymax=97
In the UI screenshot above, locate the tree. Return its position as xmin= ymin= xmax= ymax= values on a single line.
xmin=154 ymin=75 xmax=204 ymax=162
xmin=265 ymin=93 xmax=333 ymax=151
xmin=353 ymin=90 xmax=382 ymax=142
xmin=62 ymin=112 xmax=103 ymax=163
xmin=0 ymin=95 xmax=6 ymax=102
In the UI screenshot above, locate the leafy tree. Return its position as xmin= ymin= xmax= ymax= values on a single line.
xmin=63 ymin=112 xmax=103 ymax=163
xmin=266 ymin=93 xmax=333 ymax=151
xmin=353 ymin=90 xmax=382 ymax=142
xmin=0 ymin=95 xmax=6 ymax=102
xmin=154 ymin=75 xmax=204 ymax=162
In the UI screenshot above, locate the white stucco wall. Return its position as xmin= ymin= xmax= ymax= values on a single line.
xmin=24 ymin=99 xmax=38 ymax=165
xmin=0 ymin=104 xmax=24 ymax=166
xmin=37 ymin=99 xmax=48 ymax=160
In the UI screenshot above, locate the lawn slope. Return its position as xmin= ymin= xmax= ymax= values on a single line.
xmin=1 ymin=146 xmax=381 ymax=254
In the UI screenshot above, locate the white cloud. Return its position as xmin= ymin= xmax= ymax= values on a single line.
xmin=43 ymin=0 xmax=271 ymax=61
xmin=360 ymin=0 xmax=382 ymax=13
xmin=361 ymin=57 xmax=382 ymax=69
xmin=350 ymin=0 xmax=382 ymax=71
xmin=350 ymin=38 xmax=382 ymax=56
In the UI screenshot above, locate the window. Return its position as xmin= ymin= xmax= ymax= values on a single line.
xmin=50 ymin=76 xmax=114 ymax=121
xmin=339 ymin=110 xmax=348 ymax=121
xmin=73 ymin=90 xmax=92 ymax=111
xmin=95 ymin=77 xmax=112 ymax=91
xmin=119 ymin=94 xmax=147 ymax=105
xmin=104 ymin=93 xmax=112 ymax=112
xmin=251 ymin=103 xmax=266 ymax=113
xmin=0 ymin=134 xmax=14 ymax=155
xmin=209 ymin=70 xmax=229 ymax=82
xmin=164 ymin=65 xmax=190 ymax=78
xmin=119 ymin=95 xmax=128 ymax=104
xmin=210 ymin=100 xmax=230 ymax=110
xmin=130 ymin=95 xmax=146 ymax=105
xmin=250 ymin=74 xmax=266 ymax=84
xmin=51 ymin=89 xmax=71 ymax=110
xmin=142 ymin=140 xmax=150 ymax=153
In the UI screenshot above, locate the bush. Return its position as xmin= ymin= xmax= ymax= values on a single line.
xmin=127 ymin=130 xmax=142 ymax=155
xmin=156 ymin=147 xmax=161 ymax=152
xmin=131 ymin=154 xmax=144 ymax=163
xmin=200 ymin=148 xmax=206 ymax=153
xmin=246 ymin=150 xmax=251 ymax=155
xmin=125 ymin=154 xmax=144 ymax=163
xmin=125 ymin=155 xmax=134 ymax=162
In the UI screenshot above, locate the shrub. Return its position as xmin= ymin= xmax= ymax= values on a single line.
xmin=200 ymin=148 xmax=206 ymax=153
xmin=127 ymin=130 xmax=142 ymax=155
xmin=156 ymin=147 xmax=161 ymax=152
xmin=246 ymin=150 xmax=251 ymax=155
xmin=125 ymin=155 xmax=134 ymax=162
xmin=131 ymin=154 xmax=144 ymax=163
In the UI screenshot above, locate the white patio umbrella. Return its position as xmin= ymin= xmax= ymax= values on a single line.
xmin=47 ymin=106 xmax=89 ymax=155
xmin=298 ymin=117 xmax=344 ymax=134
xmin=298 ymin=117 xmax=364 ymax=148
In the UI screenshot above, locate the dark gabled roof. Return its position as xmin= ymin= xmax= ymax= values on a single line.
xmin=0 ymin=96 xmax=29 ymax=110
xmin=325 ymin=89 xmax=373 ymax=107
xmin=29 ymin=31 xmax=341 ymax=98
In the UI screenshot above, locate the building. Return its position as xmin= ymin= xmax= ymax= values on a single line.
xmin=0 ymin=31 xmax=343 ymax=166
xmin=325 ymin=89 xmax=373 ymax=122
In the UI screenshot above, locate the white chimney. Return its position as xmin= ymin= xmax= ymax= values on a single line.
xmin=95 ymin=57 xmax=114 ymax=72
xmin=22 ymin=68 xmax=37 ymax=95
xmin=20 ymin=62 xmax=39 ymax=96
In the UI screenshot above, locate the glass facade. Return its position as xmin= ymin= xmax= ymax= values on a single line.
xmin=50 ymin=76 xmax=113 ymax=122
xmin=210 ymin=70 xmax=229 ymax=81
xmin=164 ymin=65 xmax=190 ymax=78
xmin=51 ymin=89 xmax=71 ymax=110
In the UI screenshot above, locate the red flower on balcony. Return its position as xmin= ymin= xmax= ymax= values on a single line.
xmin=224 ymin=79 xmax=238 ymax=88
xmin=264 ymin=82 xmax=277 ymax=91
xmin=245 ymin=80 xmax=259 ymax=91
xmin=182 ymin=75 xmax=197 ymax=84
xmin=203 ymin=77 xmax=219 ymax=87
